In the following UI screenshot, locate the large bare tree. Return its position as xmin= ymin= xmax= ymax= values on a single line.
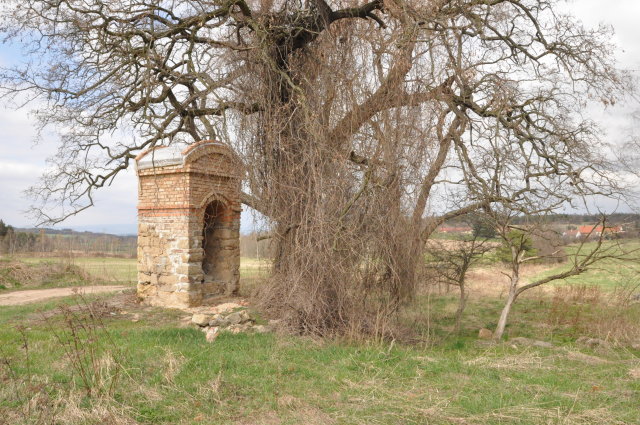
xmin=0 ymin=0 xmax=630 ymax=333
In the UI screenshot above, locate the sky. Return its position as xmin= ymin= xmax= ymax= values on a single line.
xmin=0 ymin=0 xmax=639 ymax=235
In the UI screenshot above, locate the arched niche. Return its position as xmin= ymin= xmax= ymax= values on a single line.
xmin=202 ymin=200 xmax=226 ymax=282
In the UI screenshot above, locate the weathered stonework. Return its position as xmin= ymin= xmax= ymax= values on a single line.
xmin=136 ymin=141 xmax=241 ymax=308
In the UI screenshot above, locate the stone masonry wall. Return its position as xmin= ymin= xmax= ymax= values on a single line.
xmin=137 ymin=214 xmax=202 ymax=307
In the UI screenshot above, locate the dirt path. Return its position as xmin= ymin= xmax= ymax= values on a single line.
xmin=0 ymin=285 xmax=130 ymax=306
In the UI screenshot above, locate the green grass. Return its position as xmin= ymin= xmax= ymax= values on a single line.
xmin=239 ymin=257 xmax=271 ymax=278
xmin=18 ymin=256 xmax=138 ymax=283
xmin=0 ymin=288 xmax=638 ymax=424
xmin=2 ymin=256 xmax=271 ymax=289
xmin=531 ymin=240 xmax=640 ymax=291
xmin=1 ymin=252 xmax=638 ymax=423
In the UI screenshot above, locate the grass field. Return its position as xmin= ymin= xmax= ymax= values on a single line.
xmin=0 ymin=252 xmax=638 ymax=424
xmin=8 ymin=240 xmax=638 ymax=292
xmin=2 ymin=256 xmax=272 ymax=288
xmin=530 ymin=240 xmax=640 ymax=290
xmin=16 ymin=256 xmax=138 ymax=284
xmin=0 ymin=289 xmax=638 ymax=424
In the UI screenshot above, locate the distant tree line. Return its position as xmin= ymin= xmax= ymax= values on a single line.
xmin=447 ymin=213 xmax=640 ymax=228
xmin=444 ymin=213 xmax=640 ymax=240
xmin=510 ymin=213 xmax=640 ymax=228
xmin=239 ymin=232 xmax=274 ymax=259
xmin=0 ymin=219 xmax=136 ymax=257
xmin=0 ymin=219 xmax=274 ymax=259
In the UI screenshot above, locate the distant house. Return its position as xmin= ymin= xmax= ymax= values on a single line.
xmin=607 ymin=225 xmax=624 ymax=234
xmin=577 ymin=225 xmax=624 ymax=238
xmin=578 ymin=225 xmax=603 ymax=236
xmin=562 ymin=229 xmax=582 ymax=239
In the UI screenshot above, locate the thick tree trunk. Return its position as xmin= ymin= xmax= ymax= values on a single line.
xmin=394 ymin=239 xmax=420 ymax=303
xmin=255 ymin=4 xmax=422 ymax=333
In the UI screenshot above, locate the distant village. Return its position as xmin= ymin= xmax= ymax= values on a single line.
xmin=436 ymin=213 xmax=640 ymax=240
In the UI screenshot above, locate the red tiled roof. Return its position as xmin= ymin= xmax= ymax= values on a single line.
xmin=579 ymin=225 xmax=603 ymax=234
xmin=578 ymin=225 xmax=623 ymax=234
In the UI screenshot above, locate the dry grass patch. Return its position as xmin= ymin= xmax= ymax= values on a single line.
xmin=465 ymin=264 xmax=551 ymax=298
xmin=547 ymin=284 xmax=640 ymax=346
xmin=56 ymin=392 xmax=139 ymax=425
xmin=464 ymin=405 xmax=629 ymax=425
xmin=465 ymin=352 xmax=560 ymax=371
xmin=565 ymin=351 xmax=612 ymax=365
xmin=0 ymin=259 xmax=94 ymax=290
xmin=161 ymin=348 xmax=186 ymax=384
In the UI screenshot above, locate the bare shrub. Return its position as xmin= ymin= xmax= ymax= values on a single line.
xmin=0 ymin=297 xmax=134 ymax=424
xmin=532 ymin=231 xmax=567 ymax=265
xmin=553 ymin=284 xmax=601 ymax=307
xmin=0 ymin=327 xmax=63 ymax=424
xmin=610 ymin=275 xmax=640 ymax=307
xmin=43 ymin=296 xmax=126 ymax=398
xmin=426 ymin=237 xmax=493 ymax=332
xmin=547 ymin=283 xmax=640 ymax=346
xmin=0 ymin=260 xmax=94 ymax=290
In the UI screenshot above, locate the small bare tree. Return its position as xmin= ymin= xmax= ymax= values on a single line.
xmin=427 ymin=234 xmax=493 ymax=332
xmin=491 ymin=212 xmax=632 ymax=340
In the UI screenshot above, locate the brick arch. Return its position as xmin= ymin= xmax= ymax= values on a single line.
xmin=183 ymin=140 xmax=242 ymax=170
xmin=197 ymin=191 xmax=233 ymax=210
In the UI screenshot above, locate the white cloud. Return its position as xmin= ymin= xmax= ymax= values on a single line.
xmin=0 ymin=160 xmax=41 ymax=177
xmin=0 ymin=105 xmax=139 ymax=233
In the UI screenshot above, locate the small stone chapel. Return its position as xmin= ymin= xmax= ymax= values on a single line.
xmin=135 ymin=141 xmax=241 ymax=308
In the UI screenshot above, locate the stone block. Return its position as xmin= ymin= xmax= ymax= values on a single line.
xmin=181 ymin=251 xmax=204 ymax=263
xmin=176 ymin=238 xmax=191 ymax=249
xmin=158 ymin=274 xmax=178 ymax=285
xmin=137 ymin=282 xmax=157 ymax=298
xmin=176 ymin=263 xmax=203 ymax=275
xmin=192 ymin=313 xmax=210 ymax=326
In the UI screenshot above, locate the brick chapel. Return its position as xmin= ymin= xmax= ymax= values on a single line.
xmin=135 ymin=141 xmax=241 ymax=308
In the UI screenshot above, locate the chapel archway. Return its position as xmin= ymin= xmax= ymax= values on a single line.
xmin=202 ymin=200 xmax=227 ymax=282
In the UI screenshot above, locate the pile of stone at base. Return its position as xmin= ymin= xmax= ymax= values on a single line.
xmin=191 ymin=308 xmax=273 ymax=341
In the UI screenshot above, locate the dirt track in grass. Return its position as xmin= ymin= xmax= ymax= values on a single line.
xmin=0 ymin=285 xmax=129 ymax=306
